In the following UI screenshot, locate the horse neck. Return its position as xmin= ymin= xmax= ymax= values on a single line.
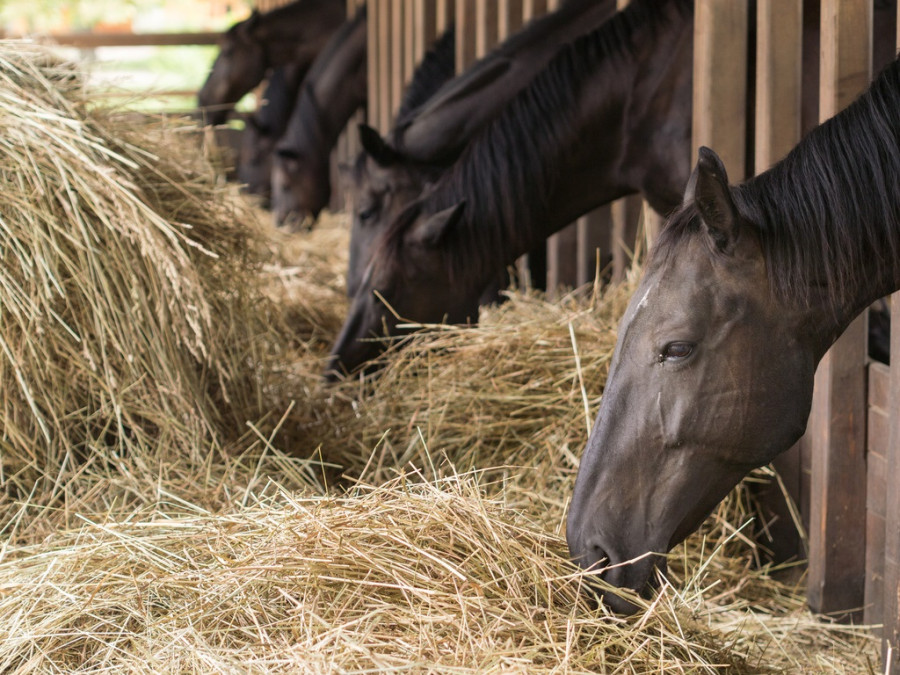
xmin=255 ymin=0 xmax=345 ymax=66
xmin=292 ymin=43 xmax=367 ymax=167
xmin=255 ymin=65 xmax=305 ymax=138
xmin=433 ymin=0 xmax=694 ymax=285
xmin=394 ymin=0 xmax=618 ymax=161
xmin=739 ymin=57 xmax=900 ymax=353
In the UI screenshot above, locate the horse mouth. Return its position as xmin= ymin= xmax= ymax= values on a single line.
xmin=571 ymin=540 xmax=667 ymax=614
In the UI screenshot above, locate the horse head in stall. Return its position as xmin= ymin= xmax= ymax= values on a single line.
xmin=197 ymin=0 xmax=346 ymax=126
xmin=566 ymin=57 xmax=900 ymax=613
xmin=343 ymin=0 xmax=617 ymax=298
xmin=326 ymin=197 xmax=478 ymax=379
xmin=197 ymin=11 xmax=265 ymax=126
xmin=270 ymin=7 xmax=369 ymax=230
xmin=340 ymin=24 xmax=457 ymax=295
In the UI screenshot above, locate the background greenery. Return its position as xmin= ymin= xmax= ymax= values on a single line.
xmin=0 ymin=0 xmax=254 ymax=113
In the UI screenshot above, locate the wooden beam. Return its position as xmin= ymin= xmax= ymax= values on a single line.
xmin=755 ymin=0 xmax=803 ymax=171
xmin=390 ymin=0 xmax=405 ymax=118
xmin=806 ymin=0 xmax=872 ymax=619
xmin=885 ymin=7 xmax=900 ymax=669
xmin=498 ymin=0 xmax=525 ymax=37
xmin=885 ymin=292 xmax=900 ymax=671
xmin=376 ymin=0 xmax=392 ymax=134
xmin=753 ymin=0 xmax=806 ymax=566
xmin=475 ymin=0 xmax=499 ymax=57
xmin=692 ymin=0 xmax=749 ymax=178
xmin=455 ymin=0 xmax=478 ymax=72
xmin=413 ymin=0 xmax=438 ymax=65
xmin=24 ymin=31 xmax=221 ymax=48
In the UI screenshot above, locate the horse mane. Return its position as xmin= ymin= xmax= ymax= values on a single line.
xmin=394 ymin=25 xmax=457 ymax=129
xmin=404 ymin=0 xmax=693 ymax=285
xmin=657 ymin=56 xmax=900 ymax=315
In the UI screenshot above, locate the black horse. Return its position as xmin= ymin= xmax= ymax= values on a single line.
xmin=270 ymin=7 xmax=369 ymax=230
xmin=197 ymin=0 xmax=345 ymax=126
xmin=567 ymin=56 xmax=900 ymax=615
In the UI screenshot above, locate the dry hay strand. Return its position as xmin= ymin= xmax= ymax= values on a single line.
xmin=0 ymin=471 xmax=877 ymax=673
xmin=0 ymin=41 xmax=313 ymax=530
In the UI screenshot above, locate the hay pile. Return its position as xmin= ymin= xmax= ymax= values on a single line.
xmin=0 ymin=41 xmax=324 ymax=534
xmin=0 ymin=42 xmax=881 ymax=672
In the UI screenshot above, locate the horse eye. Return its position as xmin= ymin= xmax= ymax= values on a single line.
xmin=660 ymin=342 xmax=694 ymax=362
xmin=358 ymin=205 xmax=378 ymax=222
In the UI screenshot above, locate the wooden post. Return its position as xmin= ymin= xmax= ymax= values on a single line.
xmin=885 ymin=293 xmax=900 ymax=670
xmin=413 ymin=0 xmax=438 ymax=66
xmin=476 ymin=0 xmax=499 ymax=57
xmin=455 ymin=0 xmax=478 ymax=72
xmin=883 ymin=10 xmax=900 ymax=670
xmin=806 ymin=0 xmax=871 ymax=619
xmin=390 ymin=0 xmax=405 ymax=117
xmin=499 ymin=0 xmax=525 ymax=36
xmin=692 ymin=0 xmax=748 ymax=177
xmin=542 ymin=0 xmax=579 ymax=297
xmin=754 ymin=0 xmax=805 ymax=564
xmin=377 ymin=0 xmax=393 ymax=134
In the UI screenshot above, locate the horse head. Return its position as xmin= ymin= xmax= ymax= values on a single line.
xmin=198 ymin=11 xmax=266 ymax=126
xmin=325 ymin=199 xmax=479 ymax=380
xmin=344 ymin=124 xmax=435 ymax=297
xmin=566 ymin=148 xmax=817 ymax=613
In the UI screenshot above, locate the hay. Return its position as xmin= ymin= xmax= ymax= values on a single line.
xmin=0 ymin=473 xmax=877 ymax=673
xmin=0 ymin=41 xmax=324 ymax=533
xmin=0 ymin=42 xmax=882 ymax=673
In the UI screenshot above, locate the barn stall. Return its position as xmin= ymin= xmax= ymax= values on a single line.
xmin=0 ymin=0 xmax=897 ymax=671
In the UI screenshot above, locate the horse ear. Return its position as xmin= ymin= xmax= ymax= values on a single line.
xmin=686 ymin=146 xmax=740 ymax=254
xmin=408 ymin=202 xmax=466 ymax=247
xmin=358 ymin=124 xmax=400 ymax=167
xmin=237 ymin=10 xmax=261 ymax=39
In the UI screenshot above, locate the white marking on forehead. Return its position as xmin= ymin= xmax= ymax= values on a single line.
xmin=637 ymin=287 xmax=653 ymax=310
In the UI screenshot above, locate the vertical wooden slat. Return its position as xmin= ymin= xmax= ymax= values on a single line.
xmin=403 ymin=0 xmax=415 ymax=85
xmin=885 ymin=293 xmax=900 ymax=670
xmin=523 ymin=0 xmax=548 ymax=17
xmin=455 ymin=0 xmax=478 ymax=72
xmin=806 ymin=0 xmax=872 ymax=619
xmin=390 ymin=0 xmax=405 ymax=117
xmin=377 ymin=0 xmax=392 ymax=134
xmin=884 ymin=7 xmax=900 ymax=669
xmin=475 ymin=0 xmax=499 ymax=57
xmin=436 ymin=0 xmax=455 ymax=34
xmin=753 ymin=0 xmax=806 ymax=565
xmin=692 ymin=0 xmax=749 ymax=178
xmin=413 ymin=0 xmax=438 ymax=66
xmin=498 ymin=0 xmax=525 ymax=37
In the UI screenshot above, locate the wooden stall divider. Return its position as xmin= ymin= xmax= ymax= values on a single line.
xmin=543 ymin=0 xmax=580 ymax=296
xmin=752 ymin=0 xmax=806 ymax=565
xmin=806 ymin=0 xmax=871 ymax=619
xmin=882 ymin=8 xmax=900 ymax=670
